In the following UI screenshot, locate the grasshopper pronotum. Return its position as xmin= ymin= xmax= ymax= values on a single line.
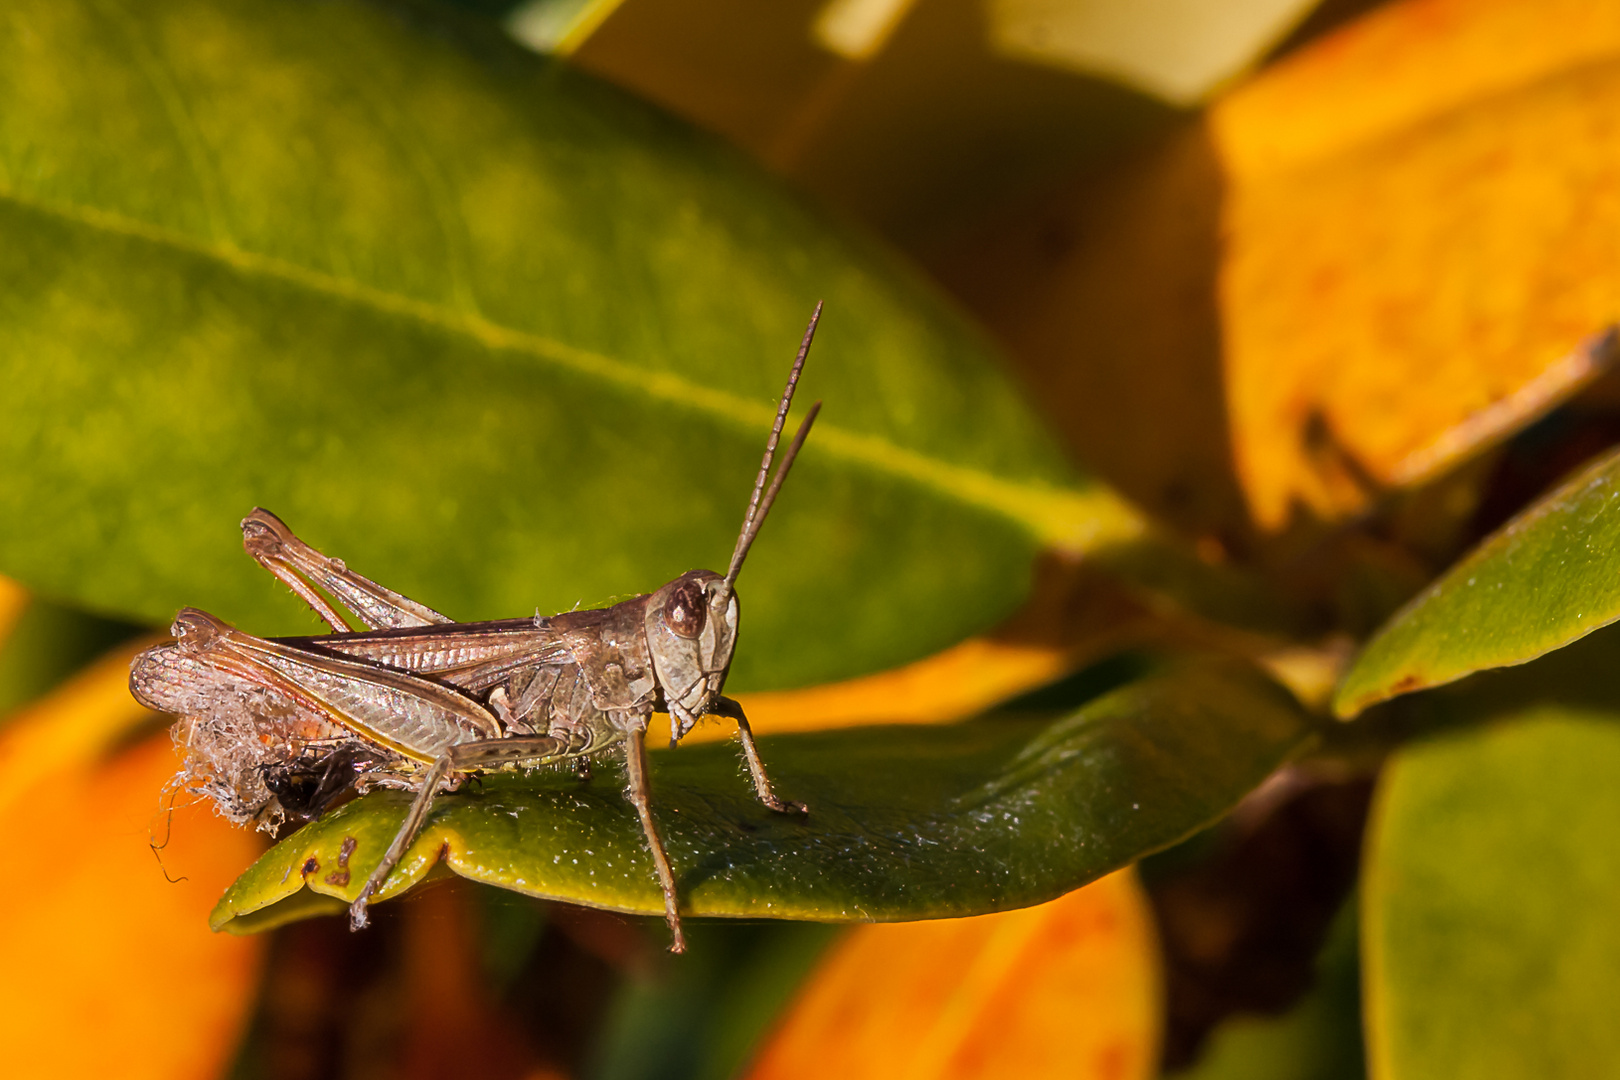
xmin=131 ymin=306 xmax=825 ymax=952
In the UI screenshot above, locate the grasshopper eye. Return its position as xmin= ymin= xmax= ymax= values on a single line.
xmin=664 ymin=580 xmax=707 ymax=639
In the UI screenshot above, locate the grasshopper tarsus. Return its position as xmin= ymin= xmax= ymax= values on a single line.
xmin=136 ymin=308 xmax=826 ymax=951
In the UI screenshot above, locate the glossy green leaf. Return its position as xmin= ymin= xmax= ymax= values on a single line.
xmin=1363 ymin=706 xmax=1620 ymax=1079
xmin=1335 ymin=447 xmax=1620 ymax=717
xmin=212 ymin=660 xmax=1315 ymax=932
xmin=0 ymin=0 xmax=1141 ymax=693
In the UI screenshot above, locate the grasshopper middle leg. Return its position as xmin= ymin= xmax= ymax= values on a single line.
xmin=622 ymin=722 xmax=685 ymax=952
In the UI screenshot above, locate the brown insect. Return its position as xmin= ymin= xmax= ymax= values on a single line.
xmin=131 ymin=306 xmax=825 ymax=952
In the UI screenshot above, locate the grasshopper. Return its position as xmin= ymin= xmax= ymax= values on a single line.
xmin=130 ymin=306 xmax=825 ymax=952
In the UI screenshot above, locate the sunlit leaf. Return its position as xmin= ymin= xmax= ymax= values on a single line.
xmin=0 ymin=0 xmax=1139 ymax=694
xmin=1362 ymin=706 xmax=1620 ymax=1078
xmin=508 ymin=0 xmax=625 ymax=54
xmin=0 ymin=657 xmax=264 ymax=1080
xmin=988 ymin=0 xmax=1319 ymax=106
xmin=213 ymin=660 xmax=1315 ymax=931
xmin=1334 ymin=446 xmax=1620 ymax=716
xmin=745 ymin=869 xmax=1160 ymax=1080
xmin=1212 ymin=0 xmax=1620 ymax=527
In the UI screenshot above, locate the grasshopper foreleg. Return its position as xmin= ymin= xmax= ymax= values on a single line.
xmin=714 ymin=696 xmax=807 ymax=815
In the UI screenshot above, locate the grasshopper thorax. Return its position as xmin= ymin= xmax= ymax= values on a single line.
xmin=644 ymin=569 xmax=738 ymax=739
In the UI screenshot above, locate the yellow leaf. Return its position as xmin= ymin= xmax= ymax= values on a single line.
xmin=0 ymin=654 xmax=265 ymax=1080
xmin=652 ymin=635 xmax=1069 ymax=747
xmin=652 ymin=566 xmax=1161 ymax=745
xmin=940 ymin=0 xmax=1620 ymax=537
xmin=987 ymin=0 xmax=1319 ymax=106
xmin=1214 ymin=0 xmax=1620 ymax=180
xmin=1213 ymin=0 xmax=1620 ymax=528
xmin=745 ymin=869 xmax=1161 ymax=1080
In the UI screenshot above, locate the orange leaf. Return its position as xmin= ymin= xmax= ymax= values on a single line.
xmin=1213 ymin=0 xmax=1620 ymax=528
xmin=651 ymin=563 xmax=1160 ymax=745
xmin=746 ymin=869 xmax=1161 ymax=1080
xmin=938 ymin=0 xmax=1620 ymax=538
xmin=0 ymin=652 xmax=265 ymax=1080
xmin=651 ymin=634 xmax=1072 ymax=747
xmin=0 ymin=574 xmax=25 ymax=648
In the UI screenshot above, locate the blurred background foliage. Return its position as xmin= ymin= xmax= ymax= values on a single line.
xmin=3 ymin=0 xmax=1620 ymax=1077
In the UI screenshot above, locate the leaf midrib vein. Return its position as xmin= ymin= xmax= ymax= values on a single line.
xmin=0 ymin=183 xmax=1141 ymax=552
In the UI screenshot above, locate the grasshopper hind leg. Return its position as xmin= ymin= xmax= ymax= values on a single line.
xmin=346 ymin=731 xmax=690 ymax=952
xmin=242 ymin=508 xmax=452 ymax=632
xmin=346 ymin=731 xmax=689 ymax=954
xmin=348 ymin=734 xmax=570 ymax=931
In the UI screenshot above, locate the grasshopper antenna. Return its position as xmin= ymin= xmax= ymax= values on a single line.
xmin=726 ymin=304 xmax=823 ymax=588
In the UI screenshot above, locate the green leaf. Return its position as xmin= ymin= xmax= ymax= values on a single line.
xmin=1335 ymin=447 xmax=1620 ymax=717
xmin=1362 ymin=706 xmax=1620 ymax=1079
xmin=212 ymin=659 xmax=1315 ymax=933
xmin=0 ymin=0 xmax=1140 ymax=693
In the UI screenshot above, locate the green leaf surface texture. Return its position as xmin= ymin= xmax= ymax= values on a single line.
xmin=213 ymin=660 xmax=1315 ymax=933
xmin=1335 ymin=446 xmax=1620 ymax=716
xmin=1363 ymin=707 xmax=1620 ymax=1079
xmin=0 ymin=0 xmax=1137 ymax=691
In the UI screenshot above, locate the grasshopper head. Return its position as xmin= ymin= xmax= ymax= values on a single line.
xmin=645 ymin=569 xmax=739 ymax=738
xmin=649 ymin=304 xmax=823 ymax=743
